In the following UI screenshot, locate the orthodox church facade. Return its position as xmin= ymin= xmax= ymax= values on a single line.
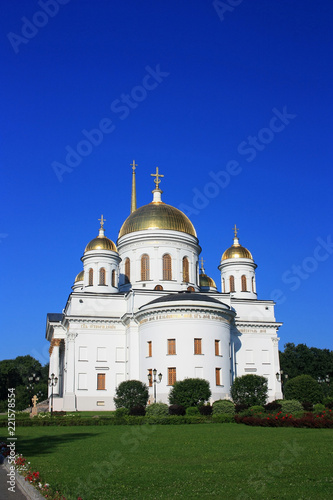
xmin=46 ymin=163 xmax=283 ymax=411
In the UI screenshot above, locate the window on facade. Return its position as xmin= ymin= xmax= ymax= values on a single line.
xmin=168 ymin=367 xmax=176 ymax=385
xmin=147 ymin=341 xmax=152 ymax=357
xmin=168 ymin=339 xmax=176 ymax=355
xmin=97 ymin=374 xmax=105 ymax=390
xmin=88 ymin=268 xmax=93 ymax=286
xmin=97 ymin=347 xmax=107 ymax=361
xmin=216 ymin=368 xmax=221 ymax=386
xmin=241 ymin=275 xmax=247 ymax=292
xmin=124 ymin=258 xmax=130 ymax=284
xmin=222 ymin=278 xmax=225 ymax=293
xmin=194 ymin=338 xmax=202 ymax=355
xmin=245 ymin=350 xmax=254 ymax=364
xmin=154 ymin=285 xmax=163 ymax=291
xmin=112 ymin=269 xmax=116 ymax=287
xmin=183 ymin=256 xmax=189 ymax=282
xmin=99 ymin=267 xmax=106 ymax=285
xmin=229 ymin=275 xmax=235 ymax=292
xmin=141 ymin=254 xmax=150 ymax=281
xmin=148 ymin=368 xmax=153 ymax=387
xmin=78 ymin=373 xmax=87 ymax=390
xmin=163 ymin=254 xmax=172 ymax=280
xmin=252 ymin=277 xmax=255 ymax=292
xmin=215 ymin=340 xmax=220 ymax=356
xmin=187 ymin=286 xmax=195 ymax=292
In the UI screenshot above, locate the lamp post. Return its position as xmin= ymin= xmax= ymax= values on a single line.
xmin=48 ymin=373 xmax=58 ymax=416
xmin=26 ymin=372 xmax=40 ymax=407
xmin=318 ymin=375 xmax=330 ymax=397
xmin=276 ymin=370 xmax=288 ymax=395
xmin=148 ymin=369 xmax=162 ymax=403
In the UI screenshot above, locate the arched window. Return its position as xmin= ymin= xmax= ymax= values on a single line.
xmin=163 ymin=254 xmax=172 ymax=280
xmin=241 ymin=275 xmax=247 ymax=292
xmin=222 ymin=278 xmax=225 ymax=293
xmin=124 ymin=258 xmax=130 ymax=284
xmin=183 ymin=257 xmax=189 ymax=282
xmin=88 ymin=268 xmax=93 ymax=286
xmin=252 ymin=276 xmax=255 ymax=292
xmin=99 ymin=268 xmax=106 ymax=285
xmin=187 ymin=286 xmax=195 ymax=292
xmin=229 ymin=275 xmax=235 ymax=293
xmin=141 ymin=254 xmax=150 ymax=281
xmin=112 ymin=269 xmax=116 ymax=288
xmin=154 ymin=285 xmax=163 ymax=291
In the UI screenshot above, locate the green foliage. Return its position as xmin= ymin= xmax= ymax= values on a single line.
xmin=211 ymin=414 xmax=235 ymax=423
xmin=284 ymin=374 xmax=323 ymax=404
xmin=249 ymin=405 xmax=265 ymax=413
xmin=212 ymin=400 xmax=235 ymax=415
xmin=186 ymin=406 xmax=200 ymax=416
xmin=231 ymin=375 xmax=268 ymax=406
xmin=168 ymin=378 xmax=211 ymax=408
xmin=280 ymin=399 xmax=303 ymax=414
xmin=313 ymin=403 xmax=325 ymax=414
xmin=145 ymin=403 xmax=169 ymax=417
xmin=113 ymin=380 xmax=149 ymax=410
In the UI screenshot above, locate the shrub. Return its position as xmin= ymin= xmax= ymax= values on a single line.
xmin=280 ymin=399 xmax=303 ymax=414
xmin=249 ymin=405 xmax=265 ymax=413
xmin=284 ymin=375 xmax=323 ymax=404
xmin=324 ymin=398 xmax=333 ymax=409
xmin=211 ymin=414 xmax=235 ymax=423
xmin=185 ymin=406 xmax=200 ymax=416
xmin=169 ymin=404 xmax=186 ymax=416
xmin=313 ymin=403 xmax=325 ymax=414
xmin=231 ymin=375 xmax=268 ymax=406
xmin=212 ymin=400 xmax=235 ymax=415
xmin=302 ymin=401 xmax=313 ymax=412
xmin=145 ymin=403 xmax=169 ymax=417
xmin=235 ymin=403 xmax=249 ymax=413
xmin=129 ymin=405 xmax=146 ymax=416
xmin=264 ymin=401 xmax=282 ymax=412
xmin=168 ymin=378 xmax=211 ymax=408
xmin=115 ymin=407 xmax=129 ymax=417
xmin=198 ymin=405 xmax=212 ymax=416
xmin=114 ymin=380 xmax=149 ymax=410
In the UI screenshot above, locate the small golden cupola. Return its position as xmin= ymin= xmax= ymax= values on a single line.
xmin=85 ymin=215 xmax=117 ymax=253
xmin=221 ymin=224 xmax=253 ymax=261
xmin=199 ymin=258 xmax=217 ymax=291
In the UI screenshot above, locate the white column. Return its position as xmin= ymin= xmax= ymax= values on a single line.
xmin=63 ymin=332 xmax=77 ymax=410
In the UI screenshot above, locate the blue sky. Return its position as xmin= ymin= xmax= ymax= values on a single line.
xmin=1 ymin=0 xmax=332 ymax=365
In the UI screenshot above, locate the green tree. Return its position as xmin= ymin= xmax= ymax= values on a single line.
xmin=231 ymin=375 xmax=268 ymax=406
xmin=168 ymin=378 xmax=211 ymax=408
xmin=284 ymin=374 xmax=324 ymax=404
xmin=279 ymin=343 xmax=333 ymax=385
xmin=113 ymin=380 xmax=149 ymax=410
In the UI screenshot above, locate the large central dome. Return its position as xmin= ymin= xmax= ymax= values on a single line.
xmin=118 ymin=201 xmax=197 ymax=238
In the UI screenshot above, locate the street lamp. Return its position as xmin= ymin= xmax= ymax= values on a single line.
xmin=276 ymin=371 xmax=288 ymax=395
xmin=26 ymin=372 xmax=40 ymax=406
xmin=148 ymin=368 xmax=162 ymax=403
xmin=48 ymin=373 xmax=58 ymax=416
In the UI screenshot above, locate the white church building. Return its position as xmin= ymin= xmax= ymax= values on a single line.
xmin=46 ymin=163 xmax=283 ymax=411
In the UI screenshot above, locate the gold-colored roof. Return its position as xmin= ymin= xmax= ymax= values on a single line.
xmin=75 ymin=270 xmax=84 ymax=282
xmin=199 ymin=274 xmax=217 ymax=288
xmin=118 ymin=202 xmax=197 ymax=238
xmin=222 ymin=238 xmax=253 ymax=261
xmin=85 ymin=236 xmax=117 ymax=252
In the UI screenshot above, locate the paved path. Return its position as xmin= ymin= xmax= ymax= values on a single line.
xmin=0 ymin=463 xmax=28 ymax=500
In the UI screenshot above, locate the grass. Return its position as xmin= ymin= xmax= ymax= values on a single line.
xmin=4 ymin=424 xmax=333 ymax=499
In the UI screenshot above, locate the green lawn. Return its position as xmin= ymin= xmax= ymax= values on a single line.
xmin=5 ymin=424 xmax=333 ymax=499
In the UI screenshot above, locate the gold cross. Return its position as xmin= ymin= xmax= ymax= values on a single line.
xmin=151 ymin=167 xmax=164 ymax=189
xmin=130 ymin=160 xmax=137 ymax=171
xmin=32 ymin=395 xmax=38 ymax=407
xmin=233 ymin=224 xmax=239 ymax=237
xmin=98 ymin=215 xmax=106 ymax=228
xmin=200 ymin=257 xmax=205 ymax=273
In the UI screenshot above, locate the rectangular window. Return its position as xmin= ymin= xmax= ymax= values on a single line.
xmin=215 ymin=340 xmax=220 ymax=356
xmin=97 ymin=347 xmax=107 ymax=362
xmin=147 ymin=341 xmax=152 ymax=357
xmin=245 ymin=349 xmax=254 ymax=364
xmin=79 ymin=346 xmax=88 ymax=361
xmin=168 ymin=367 xmax=176 ymax=386
xmin=262 ymin=350 xmax=270 ymax=364
xmin=97 ymin=373 xmax=105 ymax=390
xmin=168 ymin=339 xmax=176 ymax=355
xmin=148 ymin=368 xmax=153 ymax=387
xmin=216 ymin=368 xmax=221 ymax=386
xmin=194 ymin=338 xmax=202 ymax=355
xmin=78 ymin=373 xmax=87 ymax=390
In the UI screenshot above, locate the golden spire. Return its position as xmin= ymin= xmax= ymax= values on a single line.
xmin=200 ymin=257 xmax=205 ymax=274
xmin=130 ymin=160 xmax=137 ymax=214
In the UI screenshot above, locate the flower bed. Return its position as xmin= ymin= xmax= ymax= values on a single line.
xmin=235 ymin=409 xmax=333 ymax=428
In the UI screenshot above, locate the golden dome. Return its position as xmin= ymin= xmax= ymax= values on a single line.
xmin=118 ymin=202 xmax=197 ymax=239
xmin=222 ymin=233 xmax=253 ymax=261
xmin=85 ymin=217 xmax=117 ymax=252
xmin=199 ymin=274 xmax=217 ymax=288
xmin=75 ymin=270 xmax=84 ymax=282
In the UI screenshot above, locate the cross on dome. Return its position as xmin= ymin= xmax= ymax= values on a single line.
xmin=233 ymin=224 xmax=239 ymax=238
xmin=151 ymin=167 xmax=164 ymax=190
xmin=99 ymin=215 xmax=106 ymax=229
xmin=200 ymin=257 xmax=205 ymax=274
xmin=130 ymin=160 xmax=137 ymax=172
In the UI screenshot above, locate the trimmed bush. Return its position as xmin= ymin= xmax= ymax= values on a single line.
xmin=211 ymin=414 xmax=235 ymax=423
xmin=235 ymin=403 xmax=249 ymax=413
xmin=114 ymin=380 xmax=149 ymax=410
xmin=264 ymin=401 xmax=282 ymax=412
xmin=231 ymin=375 xmax=268 ymax=406
xmin=212 ymin=400 xmax=235 ymax=415
xmin=129 ymin=405 xmax=146 ymax=416
xmin=186 ymin=406 xmax=200 ymax=416
xmin=168 ymin=378 xmax=211 ymax=408
xmin=301 ymin=401 xmax=313 ymax=412
xmin=324 ymin=398 xmax=333 ymax=409
xmin=145 ymin=403 xmax=169 ymax=417
xmin=169 ymin=404 xmax=186 ymax=416
xmin=313 ymin=403 xmax=325 ymax=414
xmin=284 ymin=375 xmax=323 ymax=404
xmin=280 ymin=399 xmax=303 ymax=414
xmin=115 ymin=407 xmax=129 ymax=417
xmin=198 ymin=405 xmax=212 ymax=416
